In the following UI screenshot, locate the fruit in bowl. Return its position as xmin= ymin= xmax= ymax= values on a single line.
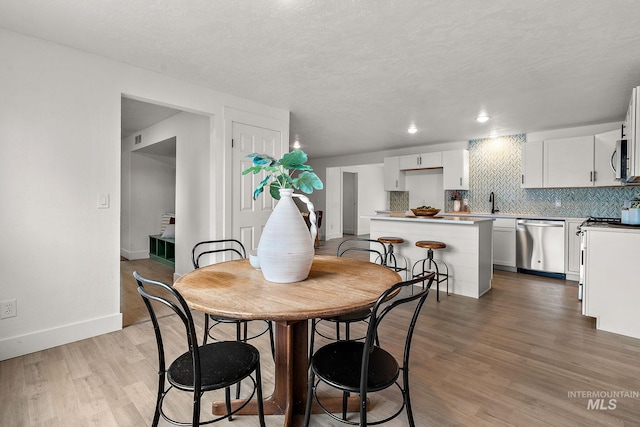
xmin=410 ymin=206 xmax=441 ymax=216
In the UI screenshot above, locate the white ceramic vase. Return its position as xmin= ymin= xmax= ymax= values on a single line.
xmin=257 ymin=189 xmax=317 ymax=283
xmin=453 ymin=200 xmax=461 ymax=212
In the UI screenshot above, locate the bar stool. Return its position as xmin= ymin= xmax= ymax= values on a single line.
xmin=412 ymin=240 xmax=449 ymax=302
xmin=377 ymin=236 xmax=409 ymax=279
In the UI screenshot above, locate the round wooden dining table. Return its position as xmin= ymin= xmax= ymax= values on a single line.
xmin=173 ymin=255 xmax=401 ymax=426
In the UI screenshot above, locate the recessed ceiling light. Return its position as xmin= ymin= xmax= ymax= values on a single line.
xmin=476 ymin=115 xmax=490 ymax=123
xmin=408 ymin=125 xmax=417 ymax=134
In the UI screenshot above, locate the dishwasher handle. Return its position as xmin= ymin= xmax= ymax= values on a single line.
xmin=517 ymin=219 xmax=564 ymax=227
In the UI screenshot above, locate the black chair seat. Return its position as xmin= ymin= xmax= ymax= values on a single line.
xmin=168 ymin=341 xmax=261 ymax=391
xmin=326 ymin=308 xmax=371 ymax=323
xmin=210 ymin=314 xmax=246 ymax=323
xmin=311 ymin=341 xmax=399 ymax=393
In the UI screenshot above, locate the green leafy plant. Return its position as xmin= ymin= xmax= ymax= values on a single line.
xmin=242 ymin=150 xmax=324 ymax=200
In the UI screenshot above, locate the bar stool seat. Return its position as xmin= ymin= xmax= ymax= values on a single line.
xmin=412 ymin=240 xmax=449 ymax=301
xmin=377 ymin=236 xmax=409 ymax=279
xmin=415 ymin=240 xmax=446 ymax=250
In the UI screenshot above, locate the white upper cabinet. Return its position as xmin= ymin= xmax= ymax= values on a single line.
xmin=594 ymin=129 xmax=623 ymax=187
xmin=442 ymin=150 xmax=469 ymax=190
xmin=521 ymin=140 xmax=544 ymax=188
xmin=544 ymin=136 xmax=594 ymax=188
xmin=383 ymin=156 xmax=405 ymax=191
xmin=524 ymin=133 xmax=622 ymax=189
xmin=398 ymin=152 xmax=442 ymax=170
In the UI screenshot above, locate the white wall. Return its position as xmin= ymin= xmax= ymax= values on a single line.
xmin=0 ymin=29 xmax=288 ymax=360
xmin=406 ymin=169 xmax=445 ymax=210
xmin=121 ymin=142 xmax=177 ymax=260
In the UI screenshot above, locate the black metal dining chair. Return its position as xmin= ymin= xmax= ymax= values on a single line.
xmin=192 ymin=239 xmax=275 ymax=359
xmin=304 ymin=272 xmax=435 ymax=427
xmin=308 ymin=237 xmax=388 ymax=361
xmin=133 ymin=271 xmax=266 ymax=427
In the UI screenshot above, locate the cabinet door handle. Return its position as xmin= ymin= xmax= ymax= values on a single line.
xmin=396 ymin=179 xmax=398 ymax=188
xmin=522 ymin=174 xmax=525 ymax=184
xmin=459 ymin=177 xmax=462 ymax=186
xmin=593 ymin=170 xmax=597 ymax=182
xmin=589 ymin=171 xmax=593 ymax=182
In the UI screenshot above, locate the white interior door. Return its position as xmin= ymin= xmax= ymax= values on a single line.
xmin=232 ymin=122 xmax=283 ymax=251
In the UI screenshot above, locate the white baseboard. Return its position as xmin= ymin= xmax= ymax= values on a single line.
xmin=326 ymin=232 xmax=343 ymax=240
xmin=0 ymin=313 xmax=122 ymax=361
xmin=120 ymin=248 xmax=149 ymax=260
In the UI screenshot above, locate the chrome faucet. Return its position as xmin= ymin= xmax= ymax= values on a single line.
xmin=489 ymin=192 xmax=499 ymax=214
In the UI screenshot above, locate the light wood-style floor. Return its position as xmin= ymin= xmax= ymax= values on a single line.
xmin=2 ymin=236 xmax=640 ymax=426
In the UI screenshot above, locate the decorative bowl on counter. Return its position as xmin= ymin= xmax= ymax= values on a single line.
xmin=410 ymin=208 xmax=441 ymax=216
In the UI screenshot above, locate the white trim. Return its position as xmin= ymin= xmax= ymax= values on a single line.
xmin=120 ymin=249 xmax=149 ymax=260
xmin=0 ymin=314 xmax=122 ymax=361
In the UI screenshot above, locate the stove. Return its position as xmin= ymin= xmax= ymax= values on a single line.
xmin=577 ymin=216 xmax=623 ymax=235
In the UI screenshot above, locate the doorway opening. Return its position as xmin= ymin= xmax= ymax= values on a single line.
xmin=120 ymin=97 xmax=181 ymax=326
xmin=342 ymin=172 xmax=358 ymax=235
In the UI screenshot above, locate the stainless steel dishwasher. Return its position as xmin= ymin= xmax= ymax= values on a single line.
xmin=516 ymin=219 xmax=565 ymax=278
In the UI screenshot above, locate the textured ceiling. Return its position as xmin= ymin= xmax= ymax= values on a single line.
xmin=2 ymin=1 xmax=640 ymax=158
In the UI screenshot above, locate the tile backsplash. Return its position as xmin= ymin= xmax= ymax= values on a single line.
xmin=389 ymin=191 xmax=409 ymax=211
xmin=392 ymin=133 xmax=640 ymax=218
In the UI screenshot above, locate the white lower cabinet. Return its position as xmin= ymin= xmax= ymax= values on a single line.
xmin=565 ymin=219 xmax=583 ymax=281
xmin=492 ymin=218 xmax=516 ymax=268
xmin=583 ymin=228 xmax=640 ymax=339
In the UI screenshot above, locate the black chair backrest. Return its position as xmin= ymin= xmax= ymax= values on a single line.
xmin=362 ymin=272 xmax=435 ymax=384
xmin=192 ymin=239 xmax=247 ymax=269
xmin=132 ymin=271 xmax=202 ymax=391
xmin=336 ymin=237 xmax=387 ymax=265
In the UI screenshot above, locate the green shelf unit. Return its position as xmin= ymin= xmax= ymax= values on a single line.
xmin=149 ymin=234 xmax=175 ymax=268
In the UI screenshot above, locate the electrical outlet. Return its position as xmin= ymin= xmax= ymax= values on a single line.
xmin=555 ymin=199 xmax=561 ymax=207
xmin=1 ymin=299 xmax=17 ymax=319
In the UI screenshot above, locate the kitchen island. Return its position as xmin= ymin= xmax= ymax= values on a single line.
xmin=363 ymin=215 xmax=494 ymax=298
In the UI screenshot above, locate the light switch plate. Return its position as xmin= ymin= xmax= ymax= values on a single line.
xmin=98 ymin=193 xmax=110 ymax=209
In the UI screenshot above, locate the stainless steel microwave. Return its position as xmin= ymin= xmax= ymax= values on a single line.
xmin=614 ymin=139 xmax=628 ymax=181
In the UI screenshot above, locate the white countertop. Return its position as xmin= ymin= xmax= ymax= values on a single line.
xmin=439 ymin=212 xmax=587 ymax=221
xmin=363 ymin=214 xmax=494 ymax=225
xmin=583 ymin=223 xmax=640 ymax=233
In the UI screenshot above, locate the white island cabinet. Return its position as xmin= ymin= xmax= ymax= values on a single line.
xmin=364 ymin=215 xmax=493 ymax=298
xmin=583 ymin=226 xmax=640 ymax=339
